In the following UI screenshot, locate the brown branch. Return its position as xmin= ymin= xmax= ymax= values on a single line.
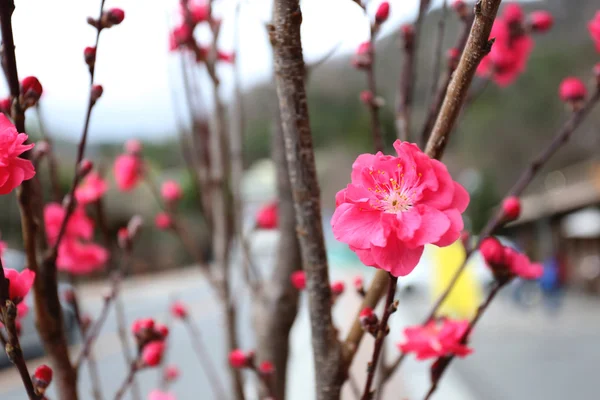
xmin=425 ymin=0 xmax=502 ymax=159
xmin=0 ymin=1 xmax=78 ymax=398
xmin=359 ymin=275 xmax=397 ymax=400
xmin=113 ymin=361 xmax=139 ymax=400
xmin=395 ymin=0 xmax=431 ymax=141
xmin=271 ymin=1 xmax=343 ymax=398
xmin=365 ymin=31 xmax=384 ymax=152
xmin=420 ymin=11 xmax=474 ymax=148
xmin=2 ymin=300 xmax=40 ymax=399
xmin=182 ymin=316 xmax=228 ymax=399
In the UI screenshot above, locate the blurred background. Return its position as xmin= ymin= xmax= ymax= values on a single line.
xmin=1 ymin=0 xmax=600 ymax=399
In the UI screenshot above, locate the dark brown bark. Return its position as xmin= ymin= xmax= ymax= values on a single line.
xmin=425 ymin=0 xmax=502 ymax=159
xmin=271 ymin=1 xmax=343 ymax=399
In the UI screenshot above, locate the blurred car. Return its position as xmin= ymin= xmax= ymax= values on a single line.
xmin=0 ymin=248 xmax=78 ymax=368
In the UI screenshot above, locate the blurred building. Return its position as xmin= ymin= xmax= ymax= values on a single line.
xmin=503 ymin=159 xmax=600 ymax=294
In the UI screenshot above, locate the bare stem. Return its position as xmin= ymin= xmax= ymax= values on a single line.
xmin=183 ymin=317 xmax=228 ymax=399
xmin=365 ymin=30 xmax=384 ymax=152
xmin=359 ymin=275 xmax=397 ymax=400
xmin=35 ymin=103 xmax=63 ymax=202
xmin=113 ymin=361 xmax=139 ymax=400
xmin=272 ymin=1 xmax=343 ymax=398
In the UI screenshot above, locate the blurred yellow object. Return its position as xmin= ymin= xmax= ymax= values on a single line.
xmin=431 ymin=240 xmax=483 ymax=319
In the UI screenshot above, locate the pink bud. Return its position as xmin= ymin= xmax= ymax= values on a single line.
xmin=259 ymin=361 xmax=274 ymax=375
xmin=529 ymin=11 xmax=553 ymax=32
xmin=79 ymin=159 xmax=93 ymax=177
xmin=480 ymin=237 xmax=504 ymax=266
xmin=290 ymin=270 xmax=306 ymax=290
xmin=142 ymin=341 xmax=165 ymax=367
xmin=164 ymin=365 xmax=180 ymax=382
xmin=0 ymin=97 xmax=10 ymax=114
xmin=21 ymin=76 xmax=43 ymax=107
xmin=107 ymin=8 xmax=125 ymax=25
xmin=330 ymin=281 xmax=345 ymax=296
xmin=356 ymin=41 xmax=371 ymax=56
xmin=170 ymin=301 xmax=188 ymax=319
xmin=125 ymin=139 xmax=142 ymax=154
xmin=32 ymin=364 xmax=53 ymax=392
xmin=559 ymin=77 xmax=587 ymax=103
xmin=217 ymin=51 xmax=236 ymax=63
xmin=375 ymin=2 xmax=390 ymax=24
xmin=91 ymin=85 xmax=103 ymax=102
xmin=84 ymin=46 xmax=96 ymax=66
xmin=360 ymin=90 xmax=374 ymax=105
xmin=228 ymin=349 xmax=248 ymax=368
xmin=353 ymin=275 xmax=363 ymax=290
xmin=501 ymin=196 xmax=521 ymax=220
xmin=155 ymin=323 xmax=169 ymax=339
xmin=503 ymin=3 xmax=524 ymax=25
xmin=161 ymin=180 xmax=183 ymax=203
xmin=359 ymin=307 xmax=373 ymax=321
xmin=256 ymin=202 xmax=278 ymax=229
xmin=155 ymin=213 xmax=173 ymax=230
xmin=132 ymin=317 xmax=155 ymax=335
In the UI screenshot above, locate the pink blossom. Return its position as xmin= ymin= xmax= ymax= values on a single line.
xmin=559 ymin=77 xmax=587 ymax=102
xmin=16 ymin=301 xmax=29 ymax=320
xmin=529 ymin=11 xmax=553 ymax=32
xmin=57 ymin=239 xmax=108 ymax=275
xmin=0 ymin=114 xmax=35 ymax=195
xmin=148 ymin=390 xmax=176 ymax=400
xmin=256 ymin=202 xmax=278 ymax=229
xmin=75 ymin=172 xmax=107 ymax=205
xmin=170 ymin=301 xmax=188 ymax=319
xmin=398 ymin=319 xmax=473 ymax=360
xmin=331 ymin=140 xmax=469 ymax=277
xmin=290 ymin=270 xmax=306 ymax=290
xmin=188 ymin=0 xmax=209 ymax=24
xmin=0 ymin=240 xmax=6 ymax=259
xmin=5 ymin=268 xmax=35 ymax=303
xmin=164 ymin=365 xmax=180 ymax=382
xmin=114 ymin=154 xmax=142 ymax=191
xmin=589 ymin=11 xmax=600 ymax=52
xmin=503 ymin=247 xmax=543 ymax=280
xmin=502 ymin=3 xmax=524 ymax=25
xmin=476 ymin=17 xmax=533 ymax=86
xmin=161 ymin=180 xmax=183 ymax=203
xmin=229 ymin=349 xmax=248 ymax=368
xmin=142 ymin=341 xmax=165 ymax=367
xmin=480 ymin=237 xmax=504 ymax=266
xmin=155 ymin=213 xmax=173 ymax=230
xmin=44 ymin=203 xmax=94 ymax=245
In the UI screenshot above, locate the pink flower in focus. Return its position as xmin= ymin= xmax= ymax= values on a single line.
xmin=161 ymin=180 xmax=183 ymax=203
xmin=217 ymin=51 xmax=235 ymax=63
xmin=0 ymin=114 xmax=35 ymax=195
xmin=256 ymin=202 xmax=278 ymax=229
xmin=589 ymin=11 xmax=600 ymax=52
xmin=331 ymin=140 xmax=469 ymax=277
xmin=398 ymin=319 xmax=472 ymax=360
xmin=5 ymin=268 xmax=35 ymax=303
xmin=164 ymin=365 xmax=180 ymax=382
xmin=155 ymin=213 xmax=173 ymax=230
xmin=114 ymin=154 xmax=142 ymax=191
xmin=75 ymin=172 xmax=107 ymax=205
xmin=290 ymin=270 xmax=306 ymax=290
xmin=229 ymin=349 xmax=249 ymax=368
xmin=57 ymin=239 xmax=108 ymax=275
xmin=142 ymin=341 xmax=165 ymax=367
xmin=148 ymin=390 xmax=176 ymax=400
xmin=44 ymin=203 xmax=94 ymax=245
xmin=476 ymin=17 xmax=533 ymax=86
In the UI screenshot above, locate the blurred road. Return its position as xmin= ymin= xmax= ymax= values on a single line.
xmin=1 ymin=263 xmax=600 ymax=399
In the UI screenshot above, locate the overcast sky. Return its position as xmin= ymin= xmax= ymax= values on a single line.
xmin=1 ymin=0 xmax=533 ymax=143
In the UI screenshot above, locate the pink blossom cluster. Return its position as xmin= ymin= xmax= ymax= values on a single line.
xmin=398 ymin=319 xmax=472 ymax=360
xmin=131 ymin=317 xmax=169 ymax=367
xmin=480 ymin=237 xmax=544 ymax=281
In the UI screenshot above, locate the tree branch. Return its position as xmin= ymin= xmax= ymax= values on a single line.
xmin=271 ymin=1 xmax=343 ymax=398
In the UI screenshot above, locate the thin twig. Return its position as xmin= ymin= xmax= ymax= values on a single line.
xmin=360 ymin=275 xmax=397 ymax=400
xmin=35 ymin=103 xmax=63 ymax=202
xmin=183 ymin=317 xmax=228 ymax=399
xmin=423 ymin=281 xmax=504 ymax=400
xmin=428 ymin=0 xmax=448 ymax=105
xmin=396 ymin=0 xmax=431 ymax=141
xmin=113 ymin=361 xmax=139 ymax=400
xmin=365 ymin=28 xmax=384 ymax=152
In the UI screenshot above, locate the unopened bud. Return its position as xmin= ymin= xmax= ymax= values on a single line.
xmin=78 ymin=159 xmax=93 ymax=178
xmin=91 ymin=84 xmax=103 ymax=103
xmin=84 ymin=46 xmax=96 ymax=68
xmin=501 ymin=196 xmax=521 ymax=221
xmin=101 ymin=8 xmax=125 ymax=29
xmin=375 ymin=2 xmax=390 ymax=25
xmin=259 ymin=361 xmax=274 ymax=375
xmin=20 ymin=76 xmax=43 ymax=109
xmin=360 ymin=90 xmax=374 ymax=105
xmin=32 ymin=365 xmax=53 ymax=394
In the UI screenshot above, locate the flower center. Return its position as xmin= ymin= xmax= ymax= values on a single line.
xmin=383 ymin=190 xmax=412 ymax=213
